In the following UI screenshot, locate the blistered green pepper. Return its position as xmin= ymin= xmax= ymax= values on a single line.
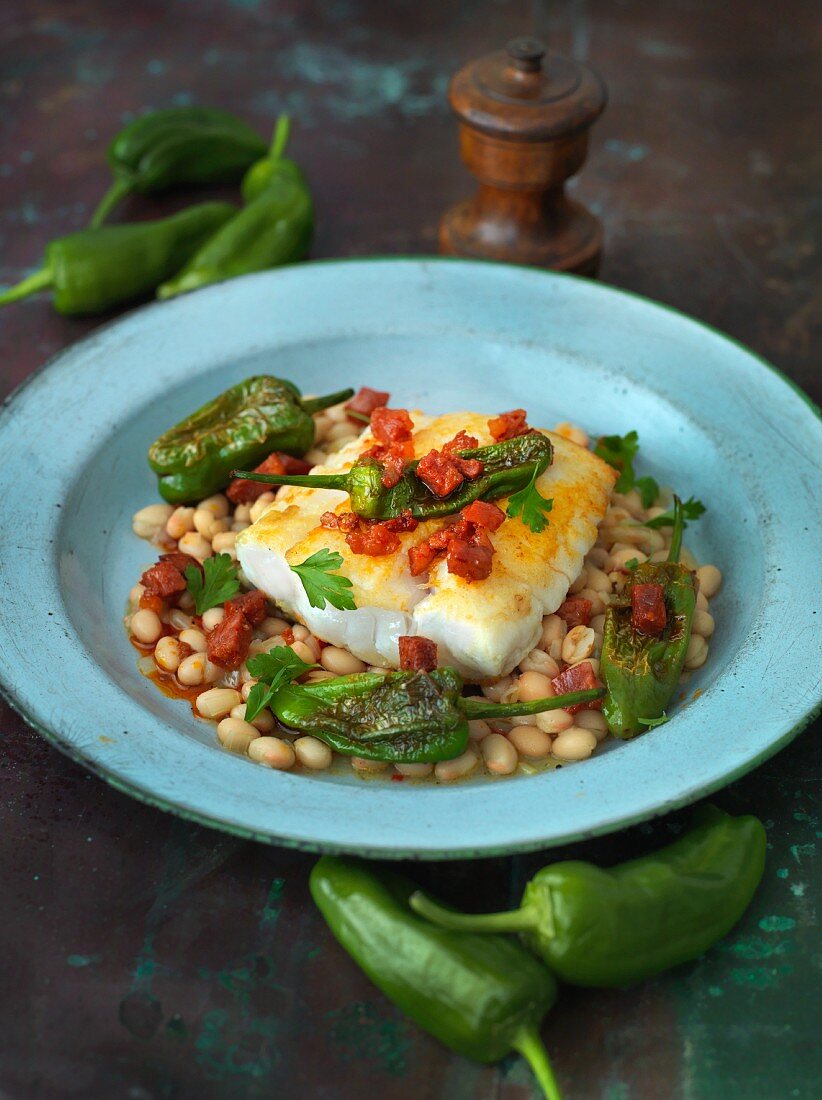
xmin=157 ymin=117 xmax=313 ymax=299
xmin=234 ymin=434 xmax=554 ymax=522
xmin=311 ymin=858 xmax=563 ymax=1100
xmin=148 ymin=375 xmax=353 ymax=503
xmin=600 ymin=496 xmax=697 ymax=737
xmin=272 ymin=667 xmax=603 ymax=763
xmin=90 ymin=106 xmax=267 ymax=228
xmin=411 ymin=805 xmax=767 ymax=988
xmin=0 ymin=202 xmax=235 ymax=315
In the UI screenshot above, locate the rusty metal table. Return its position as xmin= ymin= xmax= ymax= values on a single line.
xmin=1 ymin=2 xmax=819 ymax=1097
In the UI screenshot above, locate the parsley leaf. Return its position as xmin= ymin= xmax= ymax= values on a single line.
xmin=244 ymin=645 xmax=318 ymax=722
xmin=625 ymin=557 xmax=639 ymax=572
xmin=185 ymin=553 xmax=240 ymax=616
xmin=595 ymin=431 xmax=660 ymax=505
xmin=290 ymin=548 xmax=356 ymax=610
xmin=506 ymin=465 xmax=554 ymax=533
xmin=645 ymin=497 xmax=706 ymax=530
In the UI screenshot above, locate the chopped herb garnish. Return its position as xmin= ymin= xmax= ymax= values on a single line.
xmin=595 ymin=430 xmax=660 ymax=505
xmin=185 ymin=553 xmax=240 ymax=615
xmin=625 ymin=557 xmax=639 ymax=572
xmin=245 ymin=645 xmax=318 ymax=722
xmin=506 ymin=466 xmax=554 ymax=534
xmin=290 ymin=548 xmax=356 ymax=610
xmin=645 ymin=497 xmax=706 ymax=530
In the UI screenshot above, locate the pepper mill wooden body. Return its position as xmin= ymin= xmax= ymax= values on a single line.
xmin=439 ymin=38 xmax=608 ymax=276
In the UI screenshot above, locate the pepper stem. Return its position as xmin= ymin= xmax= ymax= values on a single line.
xmin=231 ymin=470 xmax=350 ymax=490
xmin=301 ymin=388 xmax=355 ymax=415
xmin=512 ymin=1025 xmax=563 ymax=1100
xmin=409 ymin=890 xmax=540 ymax=934
xmin=460 ymin=687 xmax=604 ymax=720
xmin=88 ymin=176 xmax=134 ymax=228
xmin=0 ymin=265 xmax=53 ymax=306
xmin=269 ymin=114 xmax=291 ymax=161
xmin=667 ymin=495 xmax=684 ymax=564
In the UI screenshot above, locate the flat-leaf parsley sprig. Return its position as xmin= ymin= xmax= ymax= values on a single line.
xmin=506 ymin=466 xmax=554 ymax=534
xmin=290 ymin=548 xmax=356 ymax=610
xmin=185 ymin=553 xmax=240 ymax=615
xmin=244 ymin=645 xmax=318 ymax=722
xmin=594 ymin=430 xmax=659 ymax=508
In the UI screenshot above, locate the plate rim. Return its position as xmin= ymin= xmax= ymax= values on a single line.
xmin=0 ymin=256 xmax=819 ymax=859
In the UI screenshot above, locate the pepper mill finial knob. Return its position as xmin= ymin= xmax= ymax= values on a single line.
xmin=439 ymin=39 xmax=608 ymax=276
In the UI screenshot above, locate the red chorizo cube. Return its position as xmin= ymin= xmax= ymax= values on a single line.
xmin=446 ymin=537 xmax=493 ymax=582
xmin=226 ymin=589 xmax=268 ymax=627
xmin=345 ymin=386 xmax=390 ymax=422
xmin=140 ymin=559 xmax=188 ymax=598
xmin=631 ymin=583 xmax=667 ymax=636
xmin=370 ymin=407 xmax=414 ymax=444
xmin=206 ymin=607 xmax=253 ymax=669
xmin=556 ymin=597 xmax=593 ymax=629
xmin=398 ymin=635 xmax=439 ymax=672
xmin=416 ymin=450 xmax=465 ymax=498
xmin=461 ymin=500 xmax=506 ymax=532
xmin=551 ymin=661 xmax=603 ymax=713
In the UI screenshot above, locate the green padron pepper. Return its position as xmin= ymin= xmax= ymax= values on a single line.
xmin=411 ymin=805 xmax=767 ymax=988
xmin=157 ymin=116 xmax=313 ymax=299
xmin=235 ymin=433 xmax=554 ymax=522
xmin=311 ymin=857 xmax=563 ymax=1100
xmin=148 ymin=375 xmax=353 ymax=503
xmin=89 ymin=106 xmax=267 ymax=228
xmin=272 ymin=667 xmax=603 ymax=763
xmin=0 ymin=202 xmax=235 ymax=316
xmin=600 ymin=496 xmax=697 ymax=737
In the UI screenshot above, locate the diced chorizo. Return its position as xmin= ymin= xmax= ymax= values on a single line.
xmin=631 ymin=583 xmax=667 ymax=636
xmin=443 ymin=430 xmax=479 ymax=454
xmin=227 ymin=451 xmax=313 ymax=504
xmin=556 ymin=597 xmax=593 ymax=629
xmin=370 ymin=407 xmax=414 ymax=444
xmin=345 ymin=386 xmax=390 ymax=423
xmin=398 ymin=635 xmax=439 ymax=672
xmin=461 ymin=500 xmax=506 ymax=531
xmin=206 ymin=607 xmax=253 ymax=669
xmin=346 ymin=522 xmax=401 ymax=556
xmin=551 ymin=661 xmax=603 ymax=713
xmin=416 ymin=449 xmax=465 ymax=498
xmin=446 ymin=535 xmax=494 ymax=582
xmin=140 ymin=559 xmax=188 ymax=598
xmin=139 ymin=591 xmax=166 ymax=615
xmin=488 ymin=408 xmax=529 ymax=441
xmin=159 ymin=550 xmax=202 ymax=576
xmin=408 ymin=541 xmax=438 ymax=576
xmin=226 ymin=588 xmax=268 ymax=627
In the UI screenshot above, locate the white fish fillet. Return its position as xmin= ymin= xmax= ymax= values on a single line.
xmin=237 ymin=412 xmax=616 ymax=681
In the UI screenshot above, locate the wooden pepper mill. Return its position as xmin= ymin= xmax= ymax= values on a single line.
xmin=439 ymin=37 xmax=608 ymax=276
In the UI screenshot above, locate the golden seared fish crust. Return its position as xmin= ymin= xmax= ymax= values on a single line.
xmin=237 ymin=412 xmax=616 ymax=681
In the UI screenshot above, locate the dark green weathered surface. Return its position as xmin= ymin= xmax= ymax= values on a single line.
xmin=0 ymin=1 xmax=819 ymax=1097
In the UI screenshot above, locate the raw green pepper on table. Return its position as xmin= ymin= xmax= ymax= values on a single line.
xmin=157 ymin=116 xmax=313 ymax=299
xmin=310 ymin=857 xmax=563 ymax=1100
xmin=410 ymin=805 xmax=766 ymax=987
xmin=0 ymin=202 xmax=235 ymax=315
xmin=234 ymin=433 xmax=554 ymax=521
xmin=271 ymin=666 xmax=603 ymax=762
xmin=600 ymin=495 xmax=697 ymax=737
xmin=89 ymin=106 xmax=267 ymax=228
xmin=148 ymin=375 xmax=353 ymax=503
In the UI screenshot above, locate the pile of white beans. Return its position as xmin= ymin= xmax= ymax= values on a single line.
xmin=127 ymin=411 xmax=721 ymax=783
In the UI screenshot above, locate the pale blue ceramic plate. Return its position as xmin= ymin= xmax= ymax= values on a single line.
xmin=0 ymin=259 xmax=819 ymax=858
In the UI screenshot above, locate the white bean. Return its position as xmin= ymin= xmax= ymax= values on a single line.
xmin=193 ymin=508 xmax=219 ymax=538
xmin=519 ymin=649 xmax=560 ymax=678
xmin=132 ymin=503 xmax=173 ymax=540
xmin=468 ymin=719 xmax=491 ymax=742
xmin=434 ymin=749 xmax=479 ymax=783
xmin=167 ymin=609 xmax=194 ymax=632
xmin=260 ymin=616 xmax=289 ymax=636
xmin=240 ymin=679 xmax=258 ymax=701
xmin=321 ymin=646 xmax=367 ymax=675
xmin=196 ymin=687 xmax=241 ymax=719
xmin=482 ymin=676 xmax=514 ymax=703
xmin=608 ymin=547 xmax=647 ymax=573
xmin=178 ymin=653 xmax=221 ymax=686
xmin=233 ymin=504 xmax=252 ymax=523
xmin=696 ymin=591 xmax=709 ymax=612
xmin=218 ymin=718 xmax=261 ymax=755
xmin=304 ymin=447 xmax=328 ymax=465
xmin=130 ymin=609 xmax=163 ymax=644
xmin=179 ymin=628 xmax=207 ymax=653
xmin=578 ymin=588 xmax=606 ymax=616
xmin=552 ymin=727 xmax=598 ymax=761
xmin=290 ymin=640 xmax=316 ymax=665
xmin=590 ymin=613 xmax=606 ymax=634
xmin=696 ymin=565 xmax=722 ymax=598
xmin=154 ymin=635 xmax=185 ymax=672
xmin=178 ymin=590 xmax=195 ymax=612
xmin=178 ymin=532 xmax=212 ymax=560
xmin=166 ymin=506 xmax=196 ymax=539
xmin=568 ymin=566 xmax=589 ymax=595
xmin=211 ymin=531 xmax=237 ymax=556
xmin=293 ymin=736 xmax=332 ymax=770
xmin=535 ymin=709 xmax=574 ymax=735
xmin=541 ymin=615 xmax=567 ymax=650
xmin=230 ymin=704 xmax=275 ymax=732
xmin=198 ymin=493 xmax=230 ymax=519
xmin=508 ymin=724 xmax=553 ymax=759
xmin=685 ymin=635 xmax=709 ymax=669
xmin=562 ymin=626 xmax=596 ymax=665
xmin=585 ymin=546 xmax=610 ymax=569
xmin=481 ymin=733 xmax=518 ymax=775
xmin=517 ymin=670 xmax=555 ymax=702
xmin=395 ymin=762 xmax=434 ymax=778
xmin=202 ymin=607 xmax=225 ymax=632
xmin=129 ymin=583 xmax=146 ymax=605
xmin=248 ymin=736 xmax=295 ymax=768
xmin=586 ymin=566 xmax=612 ymax=593
xmin=575 ymin=709 xmax=609 ymax=741
xmin=303 ymin=670 xmax=336 ymax=684
xmin=692 ymin=610 xmax=715 ymax=638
